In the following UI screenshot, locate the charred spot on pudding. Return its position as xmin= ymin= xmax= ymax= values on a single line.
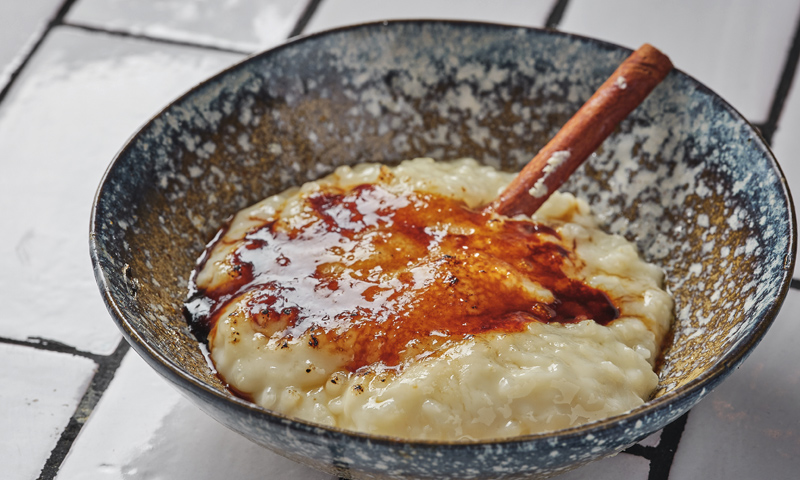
xmin=230 ymin=263 xmax=242 ymax=277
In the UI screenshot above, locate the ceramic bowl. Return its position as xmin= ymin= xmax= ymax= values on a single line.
xmin=90 ymin=20 xmax=795 ymax=479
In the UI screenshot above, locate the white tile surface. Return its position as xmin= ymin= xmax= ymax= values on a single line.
xmin=770 ymin=56 xmax=800 ymax=279
xmin=668 ymin=289 xmax=800 ymax=479
xmin=0 ymin=27 xmax=243 ymax=354
xmin=57 ymin=350 xmax=650 ymax=480
xmin=0 ymin=343 xmax=96 ymax=480
xmin=559 ymin=0 xmax=800 ymax=123
xmin=5 ymin=1 xmax=800 ymax=479
xmin=638 ymin=430 xmax=662 ymax=448
xmin=304 ymin=0 xmax=558 ymax=34
xmin=57 ymin=351 xmax=335 ymax=480
xmin=66 ymin=0 xmax=308 ymax=53
xmin=0 ymin=0 xmax=64 ymax=89
xmin=557 ymin=452 xmax=650 ymax=479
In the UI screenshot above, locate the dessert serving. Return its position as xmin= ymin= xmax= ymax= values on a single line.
xmin=185 ymin=158 xmax=674 ymax=440
xmin=91 ymin=20 xmax=794 ymax=479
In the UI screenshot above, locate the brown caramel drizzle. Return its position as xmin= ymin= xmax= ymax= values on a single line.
xmin=186 ymin=184 xmax=618 ymax=372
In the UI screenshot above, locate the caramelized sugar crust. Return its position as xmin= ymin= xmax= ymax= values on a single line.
xmin=191 ymin=182 xmax=618 ymax=372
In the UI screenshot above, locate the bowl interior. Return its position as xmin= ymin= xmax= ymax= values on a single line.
xmin=91 ymin=20 xmax=795 ymax=478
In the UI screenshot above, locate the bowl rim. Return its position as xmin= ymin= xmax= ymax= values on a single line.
xmin=90 ymin=18 xmax=797 ymax=449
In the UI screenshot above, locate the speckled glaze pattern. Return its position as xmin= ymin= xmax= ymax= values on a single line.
xmin=90 ymin=21 xmax=795 ymax=479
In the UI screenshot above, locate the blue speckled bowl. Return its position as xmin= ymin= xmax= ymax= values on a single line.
xmin=90 ymin=21 xmax=795 ymax=479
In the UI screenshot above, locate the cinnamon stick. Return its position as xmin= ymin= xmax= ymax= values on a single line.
xmin=485 ymin=44 xmax=673 ymax=217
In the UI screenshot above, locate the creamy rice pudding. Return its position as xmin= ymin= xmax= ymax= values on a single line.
xmin=185 ymin=158 xmax=673 ymax=440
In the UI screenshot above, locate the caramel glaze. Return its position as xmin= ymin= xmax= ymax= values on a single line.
xmin=186 ymin=184 xmax=619 ymax=373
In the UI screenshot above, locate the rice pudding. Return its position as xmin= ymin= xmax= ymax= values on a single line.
xmin=185 ymin=158 xmax=673 ymax=440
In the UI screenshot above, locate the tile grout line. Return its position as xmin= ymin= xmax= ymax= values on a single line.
xmin=757 ymin=7 xmax=800 ymax=145
xmin=645 ymin=412 xmax=689 ymax=480
xmin=757 ymin=7 xmax=800 ymax=284
xmin=0 ymin=3 xmax=128 ymax=478
xmin=58 ymin=0 xmax=328 ymax=59
xmin=620 ymin=412 xmax=690 ymax=479
xmin=25 ymin=2 xmax=327 ymax=478
xmin=0 ymin=0 xmax=79 ymax=108
xmin=60 ymin=21 xmax=252 ymax=55
xmin=0 ymin=336 xmax=109 ymax=363
xmin=545 ymin=0 xmax=571 ymax=29
xmin=37 ymin=339 xmax=130 ymax=480
xmin=289 ymin=0 xmax=324 ymax=37
xmin=48 ymin=0 xmax=329 ymax=62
